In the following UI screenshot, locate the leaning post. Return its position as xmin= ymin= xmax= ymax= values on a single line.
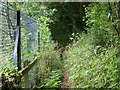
xmin=17 ymin=10 xmax=21 ymax=71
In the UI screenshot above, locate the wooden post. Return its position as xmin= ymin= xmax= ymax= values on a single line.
xmin=23 ymin=60 xmax=29 ymax=88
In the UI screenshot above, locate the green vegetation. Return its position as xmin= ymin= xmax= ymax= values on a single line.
xmin=47 ymin=2 xmax=87 ymax=46
xmin=65 ymin=33 xmax=119 ymax=88
xmin=35 ymin=43 xmax=62 ymax=88
xmin=65 ymin=3 xmax=120 ymax=88
xmin=1 ymin=2 xmax=120 ymax=89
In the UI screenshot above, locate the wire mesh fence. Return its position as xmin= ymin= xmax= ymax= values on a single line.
xmin=0 ymin=2 xmax=17 ymax=71
xmin=0 ymin=2 xmax=40 ymax=89
xmin=20 ymin=10 xmax=38 ymax=68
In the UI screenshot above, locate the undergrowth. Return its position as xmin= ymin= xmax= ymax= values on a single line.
xmin=65 ymin=33 xmax=120 ymax=88
xmin=34 ymin=42 xmax=63 ymax=89
xmin=64 ymin=3 xmax=120 ymax=89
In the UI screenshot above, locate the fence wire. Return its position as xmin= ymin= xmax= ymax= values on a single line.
xmin=0 ymin=2 xmax=38 ymax=71
xmin=0 ymin=3 xmax=41 ymax=89
xmin=0 ymin=2 xmax=17 ymax=71
xmin=21 ymin=12 xmax=38 ymax=66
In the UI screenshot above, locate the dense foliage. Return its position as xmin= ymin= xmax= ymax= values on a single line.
xmin=65 ymin=2 xmax=120 ymax=88
xmin=1 ymin=2 xmax=120 ymax=89
xmin=46 ymin=2 xmax=87 ymax=46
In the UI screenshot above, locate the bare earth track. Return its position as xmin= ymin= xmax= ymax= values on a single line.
xmin=60 ymin=67 xmax=69 ymax=89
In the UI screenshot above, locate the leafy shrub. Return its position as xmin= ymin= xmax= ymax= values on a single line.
xmin=65 ymin=33 xmax=119 ymax=88
xmin=36 ymin=70 xmax=62 ymax=89
xmin=65 ymin=3 xmax=120 ymax=88
xmin=85 ymin=3 xmax=118 ymax=48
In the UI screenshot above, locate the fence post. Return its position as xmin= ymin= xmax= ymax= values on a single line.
xmin=23 ymin=60 xmax=29 ymax=88
xmin=38 ymin=32 xmax=40 ymax=52
xmin=17 ymin=10 xmax=21 ymax=71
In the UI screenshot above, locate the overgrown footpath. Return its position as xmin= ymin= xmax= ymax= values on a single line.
xmin=60 ymin=67 xmax=69 ymax=89
xmin=32 ymin=45 xmax=70 ymax=89
xmin=32 ymin=43 xmax=63 ymax=89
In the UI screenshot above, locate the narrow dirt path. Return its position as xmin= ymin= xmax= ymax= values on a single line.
xmin=60 ymin=67 xmax=69 ymax=89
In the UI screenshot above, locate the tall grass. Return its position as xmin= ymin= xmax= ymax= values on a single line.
xmin=35 ymin=41 xmax=63 ymax=88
